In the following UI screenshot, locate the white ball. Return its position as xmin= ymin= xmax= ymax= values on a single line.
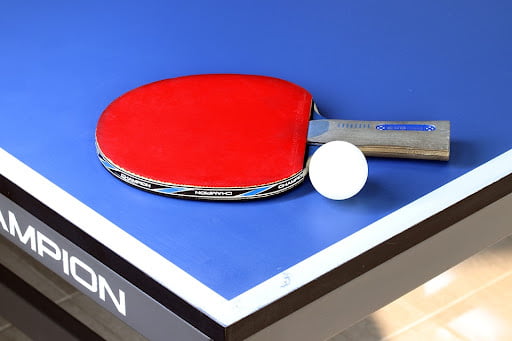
xmin=308 ymin=141 xmax=368 ymax=200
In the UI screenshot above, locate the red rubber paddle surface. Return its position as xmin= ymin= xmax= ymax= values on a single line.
xmin=96 ymin=74 xmax=312 ymax=188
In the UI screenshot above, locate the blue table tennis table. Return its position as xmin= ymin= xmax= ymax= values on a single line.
xmin=1 ymin=1 xmax=511 ymax=340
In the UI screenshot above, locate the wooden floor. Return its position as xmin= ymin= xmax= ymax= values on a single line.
xmin=1 ymin=234 xmax=511 ymax=340
xmin=330 ymin=236 xmax=512 ymax=341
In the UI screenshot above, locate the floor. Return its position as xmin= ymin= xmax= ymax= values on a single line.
xmin=329 ymin=236 xmax=512 ymax=341
xmin=1 ymin=234 xmax=511 ymax=340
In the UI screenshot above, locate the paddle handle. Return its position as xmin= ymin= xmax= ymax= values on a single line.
xmin=307 ymin=120 xmax=450 ymax=161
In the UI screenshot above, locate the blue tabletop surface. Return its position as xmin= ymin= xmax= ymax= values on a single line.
xmin=1 ymin=1 xmax=511 ymax=299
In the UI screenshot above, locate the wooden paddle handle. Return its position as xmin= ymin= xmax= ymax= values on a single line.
xmin=307 ymin=120 xmax=450 ymax=161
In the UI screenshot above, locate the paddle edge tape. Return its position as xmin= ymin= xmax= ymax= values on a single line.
xmin=96 ymin=143 xmax=306 ymax=201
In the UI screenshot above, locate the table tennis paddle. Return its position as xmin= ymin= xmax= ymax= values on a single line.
xmin=96 ymin=74 xmax=450 ymax=200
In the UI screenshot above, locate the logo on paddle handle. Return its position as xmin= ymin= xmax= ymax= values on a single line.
xmin=376 ymin=124 xmax=436 ymax=131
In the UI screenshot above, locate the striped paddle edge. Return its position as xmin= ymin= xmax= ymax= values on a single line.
xmin=95 ymin=143 xmax=307 ymax=201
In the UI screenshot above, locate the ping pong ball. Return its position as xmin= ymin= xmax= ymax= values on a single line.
xmin=308 ymin=141 xmax=368 ymax=200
